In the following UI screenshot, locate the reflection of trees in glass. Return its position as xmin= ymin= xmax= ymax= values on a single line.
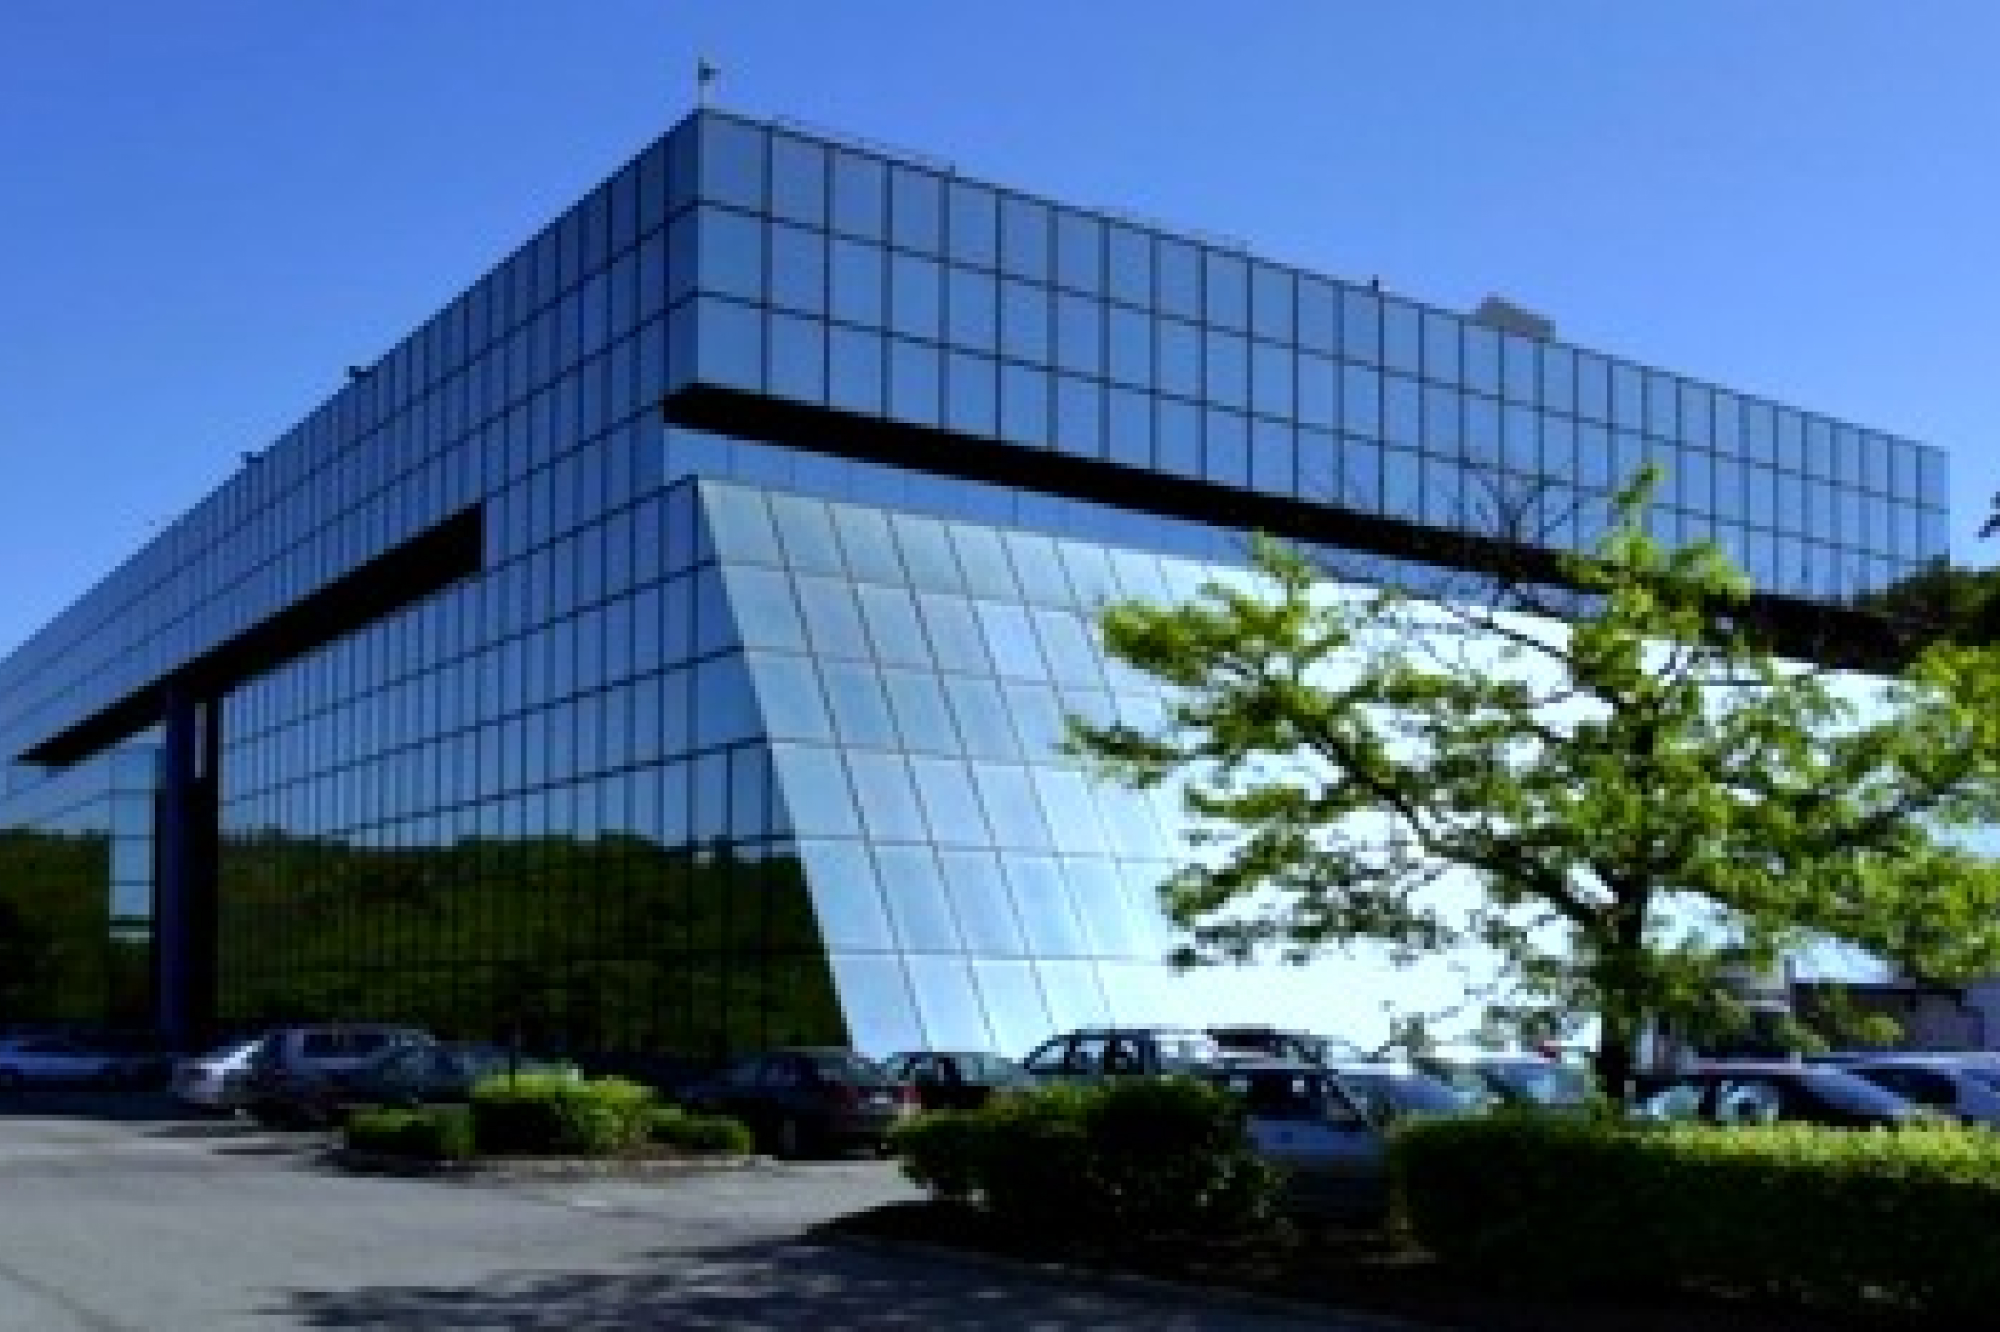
xmin=0 ymin=828 xmax=116 ymax=1026
xmin=215 ymin=829 xmax=845 ymax=1057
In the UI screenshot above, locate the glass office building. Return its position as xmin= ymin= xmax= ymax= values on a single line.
xmin=0 ymin=110 xmax=1946 ymax=1054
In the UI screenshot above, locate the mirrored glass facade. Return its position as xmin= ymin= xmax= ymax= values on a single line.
xmin=0 ymin=109 xmax=1947 ymax=1050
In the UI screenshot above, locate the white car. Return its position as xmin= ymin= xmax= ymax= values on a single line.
xmin=0 ymin=1036 xmax=121 ymax=1088
xmin=169 ymin=1037 xmax=263 ymax=1111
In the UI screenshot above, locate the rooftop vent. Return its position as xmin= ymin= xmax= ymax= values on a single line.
xmin=1471 ymin=295 xmax=1555 ymax=342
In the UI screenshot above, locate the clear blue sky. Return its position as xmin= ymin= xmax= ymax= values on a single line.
xmin=4 ymin=1 xmax=1997 ymax=659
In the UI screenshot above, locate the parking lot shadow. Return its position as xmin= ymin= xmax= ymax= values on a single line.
xmin=274 ymin=1234 xmax=1302 ymax=1329
xmin=0 ymin=1088 xmax=194 ymax=1123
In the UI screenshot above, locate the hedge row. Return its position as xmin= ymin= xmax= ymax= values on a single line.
xmin=891 ymin=1077 xmax=1279 ymax=1241
xmin=1394 ymin=1113 xmax=2000 ymax=1316
xmin=343 ymin=1073 xmax=750 ymax=1160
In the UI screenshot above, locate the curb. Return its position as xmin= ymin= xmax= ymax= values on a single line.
xmin=330 ymin=1147 xmax=770 ymax=1181
xmin=824 ymin=1230 xmax=1457 ymax=1331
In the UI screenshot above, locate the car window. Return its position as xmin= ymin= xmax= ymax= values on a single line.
xmin=1636 ymin=1081 xmax=1705 ymax=1121
xmin=762 ymin=1057 xmax=806 ymax=1089
xmin=805 ymin=1050 xmax=888 ymax=1084
xmin=1066 ymin=1037 xmax=1108 ymax=1075
xmin=960 ymin=1053 xmax=1025 ymax=1083
xmin=1419 ymin=1061 xmax=1497 ymax=1107
xmin=1241 ymin=1071 xmax=1320 ymax=1121
xmin=1342 ymin=1071 xmax=1466 ymax=1121
xmin=1492 ymin=1061 xmax=1595 ymax=1106
xmin=1022 ymin=1039 xmax=1069 ymax=1075
xmin=1155 ymin=1035 xmax=1222 ymax=1069
xmin=1103 ymin=1039 xmax=1144 ymax=1074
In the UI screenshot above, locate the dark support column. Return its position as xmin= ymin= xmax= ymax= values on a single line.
xmin=155 ymin=683 xmax=219 ymax=1047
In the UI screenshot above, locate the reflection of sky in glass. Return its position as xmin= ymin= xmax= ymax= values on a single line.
xmin=702 ymin=477 xmax=1963 ymax=1058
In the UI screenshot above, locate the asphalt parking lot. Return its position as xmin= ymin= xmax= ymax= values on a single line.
xmin=0 ymin=1090 xmax=1375 ymax=1330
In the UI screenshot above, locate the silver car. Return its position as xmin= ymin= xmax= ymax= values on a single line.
xmin=1205 ymin=1059 xmax=1411 ymax=1221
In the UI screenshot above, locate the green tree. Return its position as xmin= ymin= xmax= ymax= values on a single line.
xmin=1070 ymin=471 xmax=2000 ymax=1093
xmin=1860 ymin=557 xmax=2000 ymax=647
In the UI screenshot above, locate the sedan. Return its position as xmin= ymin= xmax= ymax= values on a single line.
xmin=1413 ymin=1052 xmax=1599 ymax=1112
xmin=290 ymin=1041 xmax=575 ymax=1126
xmin=1204 ymin=1059 xmax=1425 ymax=1222
xmin=1322 ymin=1061 xmax=1475 ymax=1126
xmin=879 ymin=1051 xmax=1037 ymax=1111
xmin=1831 ymin=1054 xmax=2000 ymax=1127
xmin=682 ymin=1047 xmax=917 ymax=1158
xmin=0 ymin=1036 xmax=122 ymax=1089
xmin=1633 ymin=1062 xmax=1934 ymax=1128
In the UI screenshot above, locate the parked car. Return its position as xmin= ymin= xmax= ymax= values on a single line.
xmin=1320 ymin=1060 xmax=1476 ymax=1126
xmin=1826 ymin=1053 xmax=2000 ymax=1127
xmin=241 ymin=1024 xmax=432 ymax=1128
xmin=1202 ymin=1058 xmax=1405 ymax=1221
xmin=680 ymin=1047 xmax=917 ymax=1157
xmin=1413 ymin=1051 xmax=1599 ymax=1112
xmin=879 ymin=1050 xmax=1037 ymax=1111
xmin=1020 ymin=1027 xmax=1227 ymax=1081
xmin=290 ymin=1041 xmax=576 ymax=1125
xmin=169 ymin=1036 xmax=264 ymax=1112
xmin=1632 ymin=1061 xmax=1935 ymax=1128
xmin=88 ymin=1030 xmax=183 ymax=1089
xmin=1208 ymin=1025 xmax=1371 ymax=1066
xmin=0 ymin=1035 xmax=124 ymax=1089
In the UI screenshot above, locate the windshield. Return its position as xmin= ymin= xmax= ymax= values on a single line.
xmin=1485 ymin=1061 xmax=1596 ymax=1106
xmin=807 ymin=1051 xmax=890 ymax=1084
xmin=954 ymin=1053 xmax=1028 ymax=1083
xmin=1339 ymin=1070 xmax=1468 ymax=1119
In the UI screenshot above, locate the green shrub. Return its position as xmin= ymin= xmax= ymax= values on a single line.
xmin=1394 ymin=1113 xmax=2000 ymax=1316
xmin=889 ymin=1110 xmax=989 ymax=1203
xmin=891 ymin=1077 xmax=1278 ymax=1242
xmin=1083 ymin=1075 xmax=1276 ymax=1237
xmin=647 ymin=1104 xmax=754 ymax=1154
xmin=470 ymin=1073 xmax=655 ymax=1156
xmin=344 ymin=1105 xmax=475 ymax=1162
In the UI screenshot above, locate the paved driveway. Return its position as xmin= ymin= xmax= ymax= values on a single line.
xmin=0 ymin=1093 xmax=1392 ymax=1330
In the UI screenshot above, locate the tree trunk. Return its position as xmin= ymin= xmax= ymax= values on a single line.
xmin=1593 ymin=1026 xmax=1638 ymax=1107
xmin=1592 ymin=902 xmax=1652 ymax=1106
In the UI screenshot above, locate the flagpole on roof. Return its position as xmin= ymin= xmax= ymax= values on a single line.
xmin=696 ymin=58 xmax=718 ymax=108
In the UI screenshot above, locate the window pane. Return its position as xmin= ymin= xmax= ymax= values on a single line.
xmin=945 ymin=677 xmax=1019 ymax=760
xmin=828 ymin=954 xmax=922 ymax=1053
xmin=910 ymin=756 xmax=992 ymax=847
xmin=773 ymin=744 xmax=862 ymax=837
xmin=882 ymin=667 xmax=958 ymax=752
xmin=847 ymin=751 xmax=931 ymax=841
xmin=941 ymin=850 xmax=1026 ymax=953
xmin=820 ymin=661 xmax=899 ymax=747
xmin=1006 ymin=855 xmax=1091 ymax=955
xmin=830 ymin=150 xmax=887 ymax=239
xmin=800 ymin=839 xmax=892 ymax=948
